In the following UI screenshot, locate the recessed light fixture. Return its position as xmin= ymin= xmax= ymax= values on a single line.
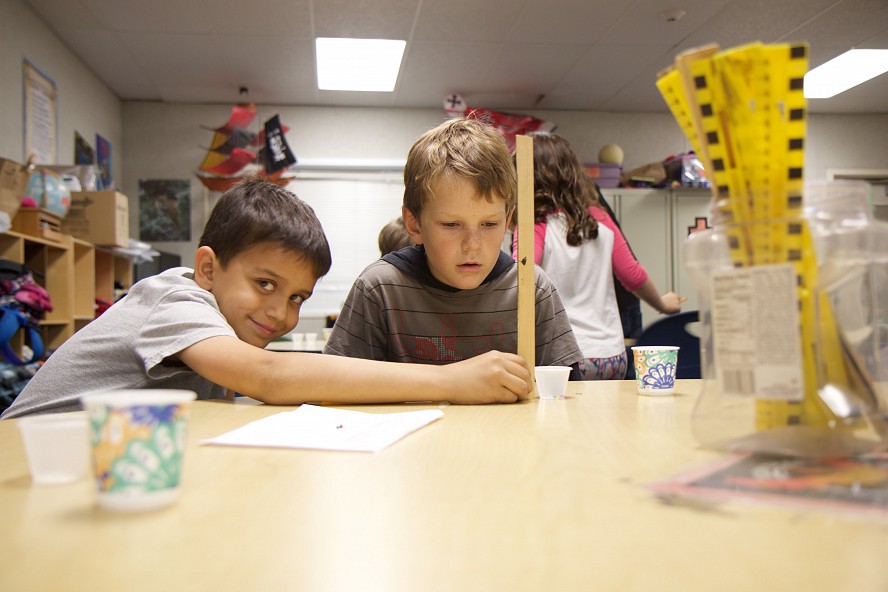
xmin=804 ymin=49 xmax=888 ymax=99
xmin=316 ymin=38 xmax=406 ymax=92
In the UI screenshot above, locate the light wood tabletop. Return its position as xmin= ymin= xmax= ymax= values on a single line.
xmin=2 ymin=379 xmax=887 ymax=591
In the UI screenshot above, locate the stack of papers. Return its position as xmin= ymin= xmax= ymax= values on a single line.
xmin=202 ymin=404 xmax=444 ymax=452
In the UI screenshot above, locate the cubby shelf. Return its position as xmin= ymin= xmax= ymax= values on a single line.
xmin=0 ymin=230 xmax=132 ymax=357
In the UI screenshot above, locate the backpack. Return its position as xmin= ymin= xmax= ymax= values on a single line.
xmin=0 ymin=260 xmax=48 ymax=364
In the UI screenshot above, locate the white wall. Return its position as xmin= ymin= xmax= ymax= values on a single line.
xmin=121 ymin=101 xmax=888 ymax=264
xmin=0 ymin=0 xmax=123 ymax=181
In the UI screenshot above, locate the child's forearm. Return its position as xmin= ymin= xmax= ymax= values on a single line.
xmin=257 ymin=351 xmax=530 ymax=406
xmin=182 ymin=337 xmax=530 ymax=405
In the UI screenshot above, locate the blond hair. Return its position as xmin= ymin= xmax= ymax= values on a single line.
xmin=403 ymin=118 xmax=516 ymax=218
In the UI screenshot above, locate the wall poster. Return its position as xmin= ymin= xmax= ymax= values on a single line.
xmin=23 ymin=60 xmax=57 ymax=165
xmin=139 ymin=179 xmax=191 ymax=242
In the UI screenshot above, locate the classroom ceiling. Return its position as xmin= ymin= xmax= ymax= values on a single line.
xmin=24 ymin=0 xmax=888 ymax=114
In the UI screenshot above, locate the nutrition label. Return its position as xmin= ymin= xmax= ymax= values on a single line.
xmin=710 ymin=263 xmax=805 ymax=400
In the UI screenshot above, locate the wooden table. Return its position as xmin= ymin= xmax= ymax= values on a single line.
xmin=2 ymin=380 xmax=887 ymax=591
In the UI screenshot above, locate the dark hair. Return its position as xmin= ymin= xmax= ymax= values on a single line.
xmin=528 ymin=132 xmax=599 ymax=246
xmin=403 ymin=118 xmax=517 ymax=218
xmin=199 ymin=176 xmax=332 ymax=278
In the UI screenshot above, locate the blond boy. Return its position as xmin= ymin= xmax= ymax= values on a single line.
xmin=325 ymin=119 xmax=583 ymax=371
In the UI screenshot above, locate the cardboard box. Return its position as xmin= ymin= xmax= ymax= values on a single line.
xmin=12 ymin=208 xmax=64 ymax=242
xmin=0 ymin=158 xmax=29 ymax=220
xmin=62 ymin=191 xmax=129 ymax=247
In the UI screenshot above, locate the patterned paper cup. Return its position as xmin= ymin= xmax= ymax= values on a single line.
xmin=80 ymin=389 xmax=196 ymax=511
xmin=631 ymin=346 xmax=679 ymax=395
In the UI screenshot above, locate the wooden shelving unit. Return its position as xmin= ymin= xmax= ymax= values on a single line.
xmin=0 ymin=230 xmax=133 ymax=358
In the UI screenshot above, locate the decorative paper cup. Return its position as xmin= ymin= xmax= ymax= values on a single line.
xmin=534 ymin=366 xmax=571 ymax=400
xmin=17 ymin=413 xmax=90 ymax=484
xmin=631 ymin=346 xmax=679 ymax=395
xmin=80 ymin=389 xmax=196 ymax=511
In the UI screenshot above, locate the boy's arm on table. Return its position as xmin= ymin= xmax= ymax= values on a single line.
xmin=178 ymin=336 xmax=531 ymax=405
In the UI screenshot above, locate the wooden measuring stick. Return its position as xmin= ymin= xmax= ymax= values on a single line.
xmin=515 ymin=134 xmax=537 ymax=400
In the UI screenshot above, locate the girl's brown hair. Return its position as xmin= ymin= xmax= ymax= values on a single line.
xmin=528 ymin=132 xmax=600 ymax=246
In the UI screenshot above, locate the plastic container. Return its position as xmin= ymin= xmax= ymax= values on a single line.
xmin=684 ymin=181 xmax=888 ymax=457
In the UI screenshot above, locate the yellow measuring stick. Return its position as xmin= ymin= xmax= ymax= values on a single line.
xmin=656 ymin=41 xmax=855 ymax=431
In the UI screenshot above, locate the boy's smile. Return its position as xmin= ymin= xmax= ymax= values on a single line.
xmin=403 ymin=175 xmax=510 ymax=291
xmin=198 ymin=244 xmax=318 ymax=348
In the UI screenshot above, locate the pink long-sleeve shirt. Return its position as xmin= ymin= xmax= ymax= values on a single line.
xmin=513 ymin=206 xmax=648 ymax=358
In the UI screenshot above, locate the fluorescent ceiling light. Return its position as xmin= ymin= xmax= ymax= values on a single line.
xmin=316 ymin=38 xmax=406 ymax=92
xmin=804 ymin=49 xmax=888 ymax=99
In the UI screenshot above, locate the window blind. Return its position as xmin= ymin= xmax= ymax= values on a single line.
xmin=284 ymin=173 xmax=405 ymax=318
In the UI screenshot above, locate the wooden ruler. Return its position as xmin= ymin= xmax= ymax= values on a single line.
xmin=515 ymin=134 xmax=537 ymax=400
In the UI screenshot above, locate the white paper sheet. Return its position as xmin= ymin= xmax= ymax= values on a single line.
xmin=201 ymin=404 xmax=444 ymax=452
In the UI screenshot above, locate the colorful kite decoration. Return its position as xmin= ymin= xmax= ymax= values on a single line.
xmin=196 ymin=103 xmax=296 ymax=192
xmin=443 ymin=94 xmax=555 ymax=152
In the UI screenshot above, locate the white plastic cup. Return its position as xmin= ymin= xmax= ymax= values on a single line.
xmin=17 ymin=413 xmax=90 ymax=484
xmin=534 ymin=366 xmax=571 ymax=400
xmin=81 ymin=389 xmax=196 ymax=511
xmin=304 ymin=332 xmax=318 ymax=349
xmin=290 ymin=332 xmax=305 ymax=344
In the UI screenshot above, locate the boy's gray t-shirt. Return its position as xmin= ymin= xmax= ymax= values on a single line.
xmin=324 ymin=246 xmax=583 ymax=367
xmin=1 ymin=267 xmax=236 ymax=419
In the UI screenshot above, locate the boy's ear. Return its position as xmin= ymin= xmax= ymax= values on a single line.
xmin=193 ymin=246 xmax=218 ymax=290
xmin=402 ymin=206 xmax=424 ymax=245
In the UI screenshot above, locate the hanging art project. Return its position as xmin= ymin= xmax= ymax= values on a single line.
xmin=195 ymin=103 xmax=297 ymax=192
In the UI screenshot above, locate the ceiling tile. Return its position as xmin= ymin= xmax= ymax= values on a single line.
xmin=313 ymin=0 xmax=420 ymax=39
xmin=121 ymin=33 xmax=235 ymax=86
xmin=412 ymin=0 xmax=521 ymax=43
xmin=25 ymin=0 xmax=102 ymax=29
xmin=82 ymin=0 xmax=214 ymax=34
xmin=204 ymin=0 xmax=312 ymax=37
xmin=219 ymin=37 xmax=315 ymax=90
xmin=599 ymin=0 xmax=732 ymax=45
xmin=506 ymin=0 xmax=622 ymax=44
xmin=484 ymin=44 xmax=588 ymax=92
xmin=393 ymin=42 xmax=497 ymax=108
xmin=553 ymin=44 xmax=670 ymax=93
xmin=18 ymin=0 xmax=888 ymax=113
xmin=56 ymin=28 xmax=157 ymax=98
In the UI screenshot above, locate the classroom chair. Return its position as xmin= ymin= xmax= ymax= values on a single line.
xmin=626 ymin=310 xmax=701 ymax=379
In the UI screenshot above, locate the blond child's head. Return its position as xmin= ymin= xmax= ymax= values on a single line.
xmin=378 ymin=216 xmax=413 ymax=256
xmin=403 ymin=118 xmax=516 ymax=220
xmin=401 ymin=118 xmax=516 ymax=290
xmin=194 ymin=177 xmax=332 ymax=347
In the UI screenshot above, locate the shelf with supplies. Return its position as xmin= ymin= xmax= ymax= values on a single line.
xmin=0 ymin=230 xmax=133 ymax=359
